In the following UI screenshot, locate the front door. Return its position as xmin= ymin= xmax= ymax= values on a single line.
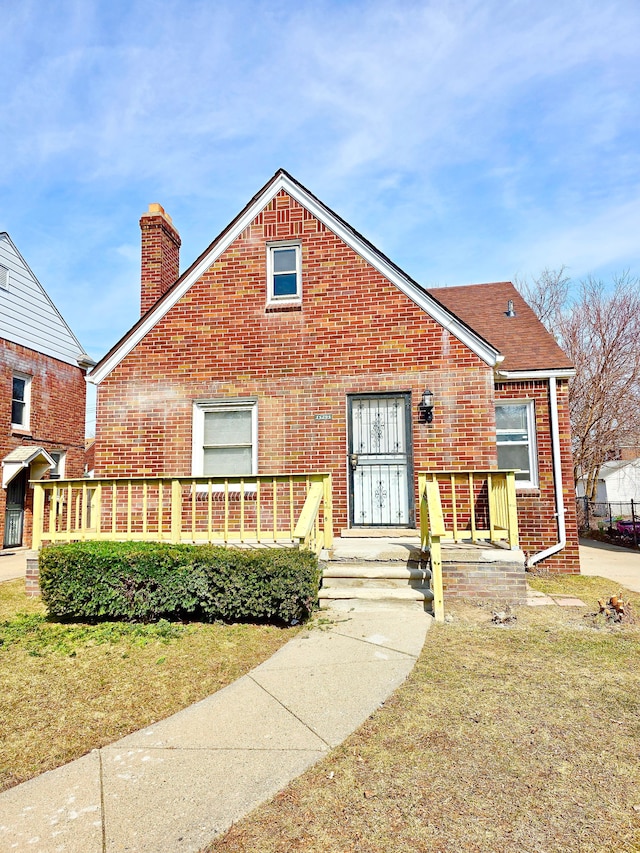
xmin=348 ymin=394 xmax=414 ymax=527
xmin=4 ymin=469 xmax=27 ymax=548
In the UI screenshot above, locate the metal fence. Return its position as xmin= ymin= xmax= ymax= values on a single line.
xmin=576 ymin=496 xmax=640 ymax=546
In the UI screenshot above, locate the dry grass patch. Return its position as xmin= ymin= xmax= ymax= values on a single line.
xmin=206 ymin=576 xmax=640 ymax=853
xmin=0 ymin=580 xmax=297 ymax=792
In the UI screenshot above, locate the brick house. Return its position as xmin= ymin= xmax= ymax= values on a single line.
xmin=88 ymin=170 xmax=579 ymax=573
xmin=1 ymin=233 xmax=91 ymax=549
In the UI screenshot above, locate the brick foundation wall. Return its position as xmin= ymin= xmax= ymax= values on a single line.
xmin=25 ymin=550 xmax=40 ymax=597
xmin=441 ymin=550 xmax=528 ymax=604
xmin=1 ymin=339 xmax=86 ymax=548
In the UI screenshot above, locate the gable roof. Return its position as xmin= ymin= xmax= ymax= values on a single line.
xmin=0 ymin=232 xmax=90 ymax=367
xmin=89 ymin=170 xmax=503 ymax=384
xmin=429 ymin=282 xmax=574 ymax=376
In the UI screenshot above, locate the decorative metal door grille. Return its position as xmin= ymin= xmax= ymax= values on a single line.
xmin=4 ymin=470 xmax=26 ymax=548
xmin=349 ymin=395 xmax=412 ymax=526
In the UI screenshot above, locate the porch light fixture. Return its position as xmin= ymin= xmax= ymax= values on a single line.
xmin=418 ymin=389 xmax=434 ymax=423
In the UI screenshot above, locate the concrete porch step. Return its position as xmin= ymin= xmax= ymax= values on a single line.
xmin=318 ymin=586 xmax=434 ymax=612
xmin=322 ymin=562 xmax=431 ymax=591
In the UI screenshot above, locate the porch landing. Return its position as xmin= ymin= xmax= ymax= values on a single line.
xmin=320 ymin=534 xmax=527 ymax=613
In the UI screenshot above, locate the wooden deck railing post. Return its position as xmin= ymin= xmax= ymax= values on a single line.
xmin=323 ymin=474 xmax=334 ymax=549
xmin=32 ymin=482 xmax=45 ymax=550
xmin=506 ymin=471 xmax=519 ymax=548
xmin=171 ymin=479 xmax=182 ymax=543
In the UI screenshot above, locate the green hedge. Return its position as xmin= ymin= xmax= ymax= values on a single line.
xmin=39 ymin=541 xmax=320 ymax=625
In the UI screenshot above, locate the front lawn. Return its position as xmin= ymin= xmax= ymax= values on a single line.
xmin=206 ymin=574 xmax=640 ymax=853
xmin=0 ymin=580 xmax=298 ymax=792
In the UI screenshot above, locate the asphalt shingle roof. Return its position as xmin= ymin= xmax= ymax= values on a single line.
xmin=428 ymin=281 xmax=574 ymax=373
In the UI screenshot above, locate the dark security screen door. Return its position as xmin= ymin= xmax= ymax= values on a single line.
xmin=348 ymin=394 xmax=413 ymax=527
xmin=4 ymin=469 xmax=26 ymax=548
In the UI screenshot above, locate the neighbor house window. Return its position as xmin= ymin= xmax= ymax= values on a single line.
xmin=11 ymin=374 xmax=31 ymax=429
xmin=49 ymin=451 xmax=66 ymax=480
xmin=192 ymin=400 xmax=257 ymax=476
xmin=267 ymin=242 xmax=301 ymax=304
xmin=495 ymin=401 xmax=538 ymax=488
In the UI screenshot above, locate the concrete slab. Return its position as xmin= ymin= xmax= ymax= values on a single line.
xmin=0 ymin=549 xmax=27 ymax=583
xmin=580 ymin=538 xmax=640 ymax=593
xmin=100 ymin=746 xmax=324 ymax=853
xmin=552 ymin=597 xmax=587 ymax=607
xmin=0 ymin=751 xmax=103 ymax=853
xmin=320 ymin=609 xmax=429 ymax=657
xmin=254 ymin=624 xmax=415 ymax=671
xmin=251 ymin=658 xmax=417 ymax=747
xmin=330 ymin=536 xmax=422 ymax=562
xmin=112 ymin=674 xmax=328 ymax=751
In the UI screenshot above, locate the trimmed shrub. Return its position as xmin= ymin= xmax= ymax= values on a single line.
xmin=39 ymin=541 xmax=320 ymax=625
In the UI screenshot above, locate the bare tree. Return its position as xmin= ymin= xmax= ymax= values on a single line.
xmin=515 ymin=266 xmax=570 ymax=333
xmin=516 ymin=270 xmax=640 ymax=497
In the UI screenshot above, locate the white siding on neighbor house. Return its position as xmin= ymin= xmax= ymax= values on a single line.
xmin=577 ymin=460 xmax=640 ymax=504
xmin=598 ymin=460 xmax=640 ymax=504
xmin=0 ymin=233 xmax=85 ymax=366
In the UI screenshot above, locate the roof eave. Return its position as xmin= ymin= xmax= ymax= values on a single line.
xmin=495 ymin=367 xmax=576 ymax=380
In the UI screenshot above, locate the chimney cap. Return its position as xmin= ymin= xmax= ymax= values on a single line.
xmin=143 ymin=203 xmax=174 ymax=225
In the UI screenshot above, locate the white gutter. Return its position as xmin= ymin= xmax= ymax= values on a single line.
xmin=526 ymin=376 xmax=566 ymax=567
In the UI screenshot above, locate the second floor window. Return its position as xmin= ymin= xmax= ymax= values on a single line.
xmin=11 ymin=374 xmax=31 ymax=429
xmin=267 ymin=243 xmax=301 ymax=304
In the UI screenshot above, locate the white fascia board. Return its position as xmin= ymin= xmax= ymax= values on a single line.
xmin=90 ymin=173 xmax=501 ymax=384
xmin=495 ymin=368 xmax=575 ymax=380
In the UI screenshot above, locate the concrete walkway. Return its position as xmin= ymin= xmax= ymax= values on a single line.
xmin=579 ymin=537 xmax=640 ymax=592
xmin=0 ymin=609 xmax=429 ymax=853
xmin=0 ymin=548 xmax=28 ymax=582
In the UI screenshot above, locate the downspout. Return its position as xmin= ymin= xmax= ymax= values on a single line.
xmin=526 ymin=376 xmax=566 ymax=567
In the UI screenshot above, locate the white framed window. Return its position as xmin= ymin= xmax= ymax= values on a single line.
xmin=11 ymin=373 xmax=31 ymax=430
xmin=49 ymin=451 xmax=66 ymax=480
xmin=192 ymin=399 xmax=257 ymax=477
xmin=267 ymin=242 xmax=302 ymax=305
xmin=496 ymin=401 xmax=538 ymax=488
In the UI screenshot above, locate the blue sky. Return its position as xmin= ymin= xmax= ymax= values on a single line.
xmin=3 ymin=0 xmax=640 ymax=374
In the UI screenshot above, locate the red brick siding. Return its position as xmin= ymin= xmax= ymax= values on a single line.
xmin=495 ymin=379 xmax=580 ymax=573
xmin=95 ymin=191 xmax=578 ymax=572
xmin=1 ymin=339 xmax=86 ymax=548
xmin=97 ymin=192 xmax=496 ymax=529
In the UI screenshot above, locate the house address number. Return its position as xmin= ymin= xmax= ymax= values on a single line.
xmin=315 ymin=414 xmax=333 ymax=421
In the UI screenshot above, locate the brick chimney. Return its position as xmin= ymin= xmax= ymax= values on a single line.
xmin=140 ymin=203 xmax=181 ymax=315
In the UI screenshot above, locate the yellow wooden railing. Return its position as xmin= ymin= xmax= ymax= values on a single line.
xmin=418 ymin=470 xmax=519 ymax=622
xmin=32 ymin=474 xmax=333 ymax=556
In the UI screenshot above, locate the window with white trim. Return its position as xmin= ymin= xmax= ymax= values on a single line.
xmin=192 ymin=400 xmax=257 ymax=477
xmin=267 ymin=242 xmax=301 ymax=304
xmin=49 ymin=451 xmax=66 ymax=480
xmin=495 ymin=401 xmax=538 ymax=488
xmin=11 ymin=374 xmax=31 ymax=430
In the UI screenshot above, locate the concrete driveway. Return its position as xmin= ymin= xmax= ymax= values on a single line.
xmin=579 ymin=538 xmax=640 ymax=592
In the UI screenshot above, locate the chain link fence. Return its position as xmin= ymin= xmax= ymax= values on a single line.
xmin=576 ymin=496 xmax=640 ymax=546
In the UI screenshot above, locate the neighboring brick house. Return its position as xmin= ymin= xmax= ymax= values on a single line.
xmin=0 ymin=233 xmax=92 ymax=549
xmin=88 ymin=170 xmax=579 ymax=573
